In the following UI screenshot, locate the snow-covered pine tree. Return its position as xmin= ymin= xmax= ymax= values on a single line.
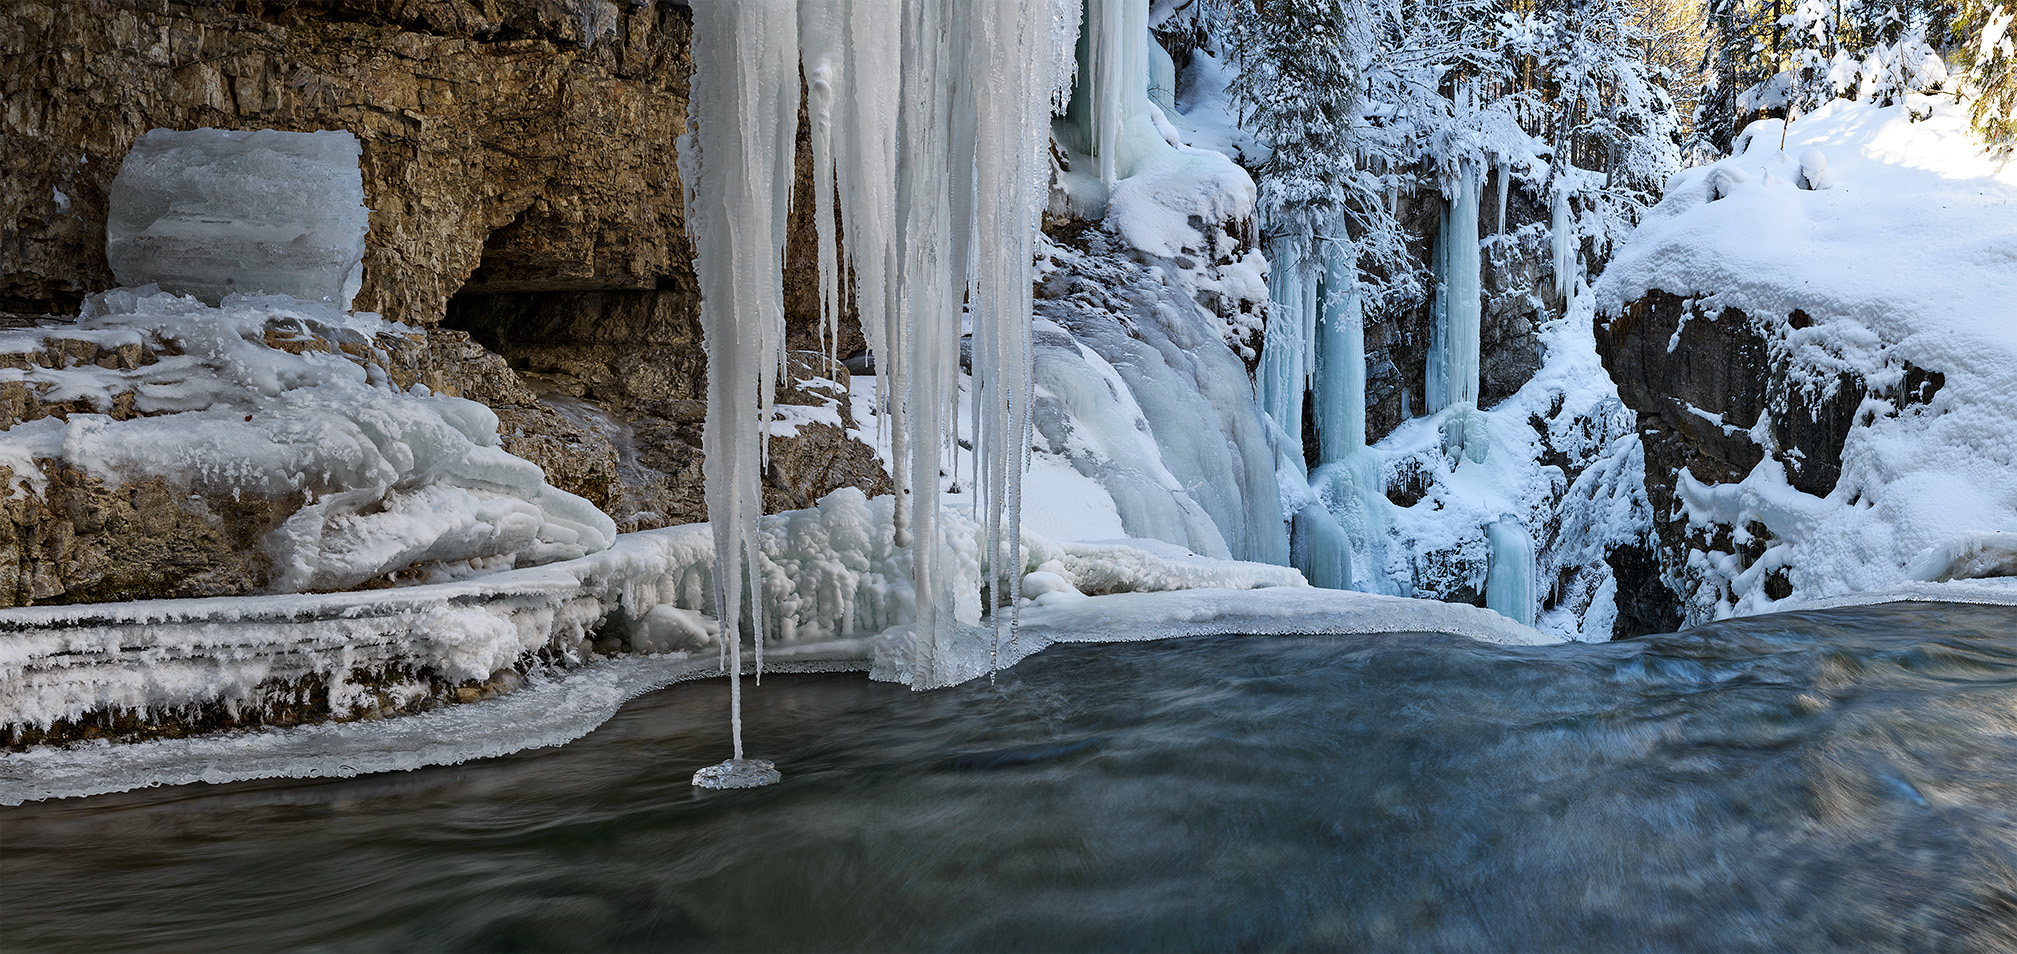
xmin=1959 ymin=0 xmax=2017 ymax=144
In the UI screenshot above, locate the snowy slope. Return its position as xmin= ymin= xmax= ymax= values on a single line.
xmin=1594 ymin=95 xmax=2017 ymax=614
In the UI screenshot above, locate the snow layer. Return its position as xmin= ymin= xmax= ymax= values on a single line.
xmin=0 ymin=289 xmax=615 ymax=593
xmin=1594 ymin=96 xmax=2017 ymax=618
xmin=106 ymin=129 xmax=369 ymax=310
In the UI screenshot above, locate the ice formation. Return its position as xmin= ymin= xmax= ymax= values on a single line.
xmin=0 ymin=288 xmax=615 ymax=593
xmin=678 ymin=0 xmax=1068 ymax=767
xmin=1314 ymin=247 xmax=1367 ymax=463
xmin=1485 ymin=518 xmax=1537 ymax=626
xmin=2 ymin=571 xmax=1565 ymax=805
xmin=106 ymin=129 xmax=369 ymax=310
xmin=1032 ymin=241 xmax=1290 ymax=567
xmin=1426 ymin=163 xmax=1482 ymax=415
xmin=0 ymin=485 xmax=1305 ymax=743
xmin=1594 ymin=95 xmax=2017 ymax=620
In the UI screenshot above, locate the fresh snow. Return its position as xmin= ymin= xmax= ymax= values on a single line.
xmin=1595 ymin=95 xmax=2017 ymax=619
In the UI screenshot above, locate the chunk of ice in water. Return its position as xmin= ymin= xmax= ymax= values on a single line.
xmin=693 ymin=758 xmax=783 ymax=790
xmin=106 ymin=128 xmax=369 ymax=309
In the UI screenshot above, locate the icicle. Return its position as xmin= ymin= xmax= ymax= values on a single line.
xmin=1550 ymin=182 xmax=1575 ymax=302
xmin=967 ymin=0 xmax=1055 ymax=674
xmin=681 ymin=0 xmax=796 ymax=790
xmin=1494 ymin=158 xmax=1509 ymax=237
xmin=1425 ymin=162 xmax=1481 ymax=414
xmin=1485 ymin=518 xmax=1536 ymax=627
xmin=799 ymin=4 xmax=842 ymax=368
xmin=1314 ymin=242 xmax=1365 ymax=464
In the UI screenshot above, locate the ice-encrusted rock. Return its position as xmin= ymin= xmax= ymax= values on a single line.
xmin=106 ymin=128 xmax=369 ymax=309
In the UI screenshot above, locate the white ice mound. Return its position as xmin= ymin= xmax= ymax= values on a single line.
xmin=0 ymin=288 xmax=615 ymax=593
xmin=106 ymin=128 xmax=370 ymax=309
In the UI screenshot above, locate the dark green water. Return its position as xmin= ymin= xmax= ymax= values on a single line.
xmin=9 ymin=601 xmax=2017 ymax=952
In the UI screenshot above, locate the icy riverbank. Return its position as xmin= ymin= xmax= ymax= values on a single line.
xmin=1 ymin=576 xmax=1556 ymax=805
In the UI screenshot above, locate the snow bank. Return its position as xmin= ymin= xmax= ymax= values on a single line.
xmin=106 ymin=129 xmax=369 ymax=310
xmin=0 ymin=288 xmax=616 ymax=593
xmin=1594 ymin=95 xmax=2017 ymax=616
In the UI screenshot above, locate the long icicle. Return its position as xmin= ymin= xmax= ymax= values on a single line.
xmin=682 ymin=0 xmax=796 ymax=790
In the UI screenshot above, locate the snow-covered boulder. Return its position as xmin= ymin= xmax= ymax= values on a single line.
xmin=106 ymin=128 xmax=370 ymax=310
xmin=1594 ymin=96 xmax=2017 ymax=622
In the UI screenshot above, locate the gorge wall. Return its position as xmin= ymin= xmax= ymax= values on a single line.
xmin=2 ymin=0 xmax=884 ymax=546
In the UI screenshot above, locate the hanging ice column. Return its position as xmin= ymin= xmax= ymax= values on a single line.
xmin=1307 ymin=241 xmax=1391 ymax=592
xmin=1313 ymin=245 xmax=1366 ymax=463
xmin=1425 ymin=162 xmax=1482 ymax=414
xmin=684 ymin=0 xmax=1062 ymax=701
xmin=680 ymin=0 xmax=799 ymax=790
xmin=1550 ymin=181 xmax=1576 ymax=302
xmin=1485 ymin=517 xmax=1536 ymax=627
xmin=1259 ymin=231 xmax=1318 ymax=461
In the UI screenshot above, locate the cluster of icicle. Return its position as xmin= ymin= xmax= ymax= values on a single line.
xmin=679 ymin=0 xmax=1071 ymax=785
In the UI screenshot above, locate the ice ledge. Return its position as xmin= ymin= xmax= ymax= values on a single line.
xmin=2 ymin=586 xmax=1550 ymax=805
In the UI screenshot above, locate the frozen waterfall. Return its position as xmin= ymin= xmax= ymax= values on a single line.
xmin=680 ymin=0 xmax=1066 ymax=773
xmin=1426 ymin=163 xmax=1482 ymax=415
xmin=1314 ymin=243 xmax=1367 ymax=464
xmin=1486 ymin=518 xmax=1537 ymax=627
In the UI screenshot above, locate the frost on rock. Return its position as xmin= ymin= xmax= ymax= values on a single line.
xmin=106 ymin=129 xmax=370 ymax=310
xmin=0 ymin=289 xmax=615 ymax=600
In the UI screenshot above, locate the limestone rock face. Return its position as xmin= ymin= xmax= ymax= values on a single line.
xmin=0 ymin=461 xmax=294 ymax=607
xmin=5 ymin=0 xmax=693 ymax=325
xmin=4 ymin=0 xmax=893 ymax=559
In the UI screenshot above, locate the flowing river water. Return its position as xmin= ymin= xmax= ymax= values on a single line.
xmin=8 ymin=600 xmax=2017 ymax=951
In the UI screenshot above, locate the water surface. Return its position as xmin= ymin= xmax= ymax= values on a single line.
xmin=9 ymin=601 xmax=2017 ymax=951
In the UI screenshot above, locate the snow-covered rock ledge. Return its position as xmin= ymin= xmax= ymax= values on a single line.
xmin=1 ymin=581 xmax=1553 ymax=805
xmin=0 ymin=487 xmax=1312 ymax=748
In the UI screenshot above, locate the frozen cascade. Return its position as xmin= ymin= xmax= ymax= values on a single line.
xmin=682 ymin=0 xmax=1065 ymax=725
xmin=1291 ymin=505 xmax=1354 ymax=591
xmin=1033 ymin=246 xmax=1290 ymax=567
xmin=1425 ymin=163 xmax=1482 ymax=414
xmin=1306 ymin=247 xmax=1392 ymax=592
xmin=1486 ymin=518 xmax=1537 ymax=627
xmin=1314 ymin=244 xmax=1366 ymax=464
xmin=1551 ymin=183 xmax=1575 ymax=302
xmin=1066 ymin=0 xmax=1152 ymax=193
xmin=1260 ymin=232 xmax=1318 ymax=463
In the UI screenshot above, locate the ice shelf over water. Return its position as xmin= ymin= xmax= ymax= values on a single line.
xmin=0 ymin=489 xmax=1306 ymax=755
xmin=106 ymin=129 xmax=370 ymax=310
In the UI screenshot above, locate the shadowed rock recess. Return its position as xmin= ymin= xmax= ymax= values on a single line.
xmin=3 ymin=0 xmax=890 ymax=547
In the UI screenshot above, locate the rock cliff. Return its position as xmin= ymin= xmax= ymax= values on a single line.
xmin=3 ymin=0 xmax=887 ymax=539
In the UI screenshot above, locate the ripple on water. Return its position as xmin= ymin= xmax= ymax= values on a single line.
xmin=6 ymin=601 xmax=2017 ymax=951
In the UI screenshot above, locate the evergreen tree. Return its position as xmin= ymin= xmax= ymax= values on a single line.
xmin=1959 ymin=0 xmax=2017 ymax=144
